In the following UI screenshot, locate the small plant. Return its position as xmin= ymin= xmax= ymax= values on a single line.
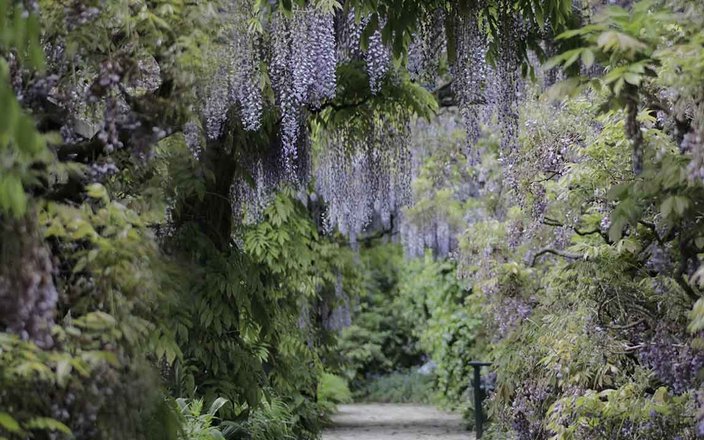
xmin=318 ymin=372 xmax=353 ymax=413
xmin=176 ymin=397 xmax=229 ymax=440
xmin=220 ymin=396 xmax=297 ymax=440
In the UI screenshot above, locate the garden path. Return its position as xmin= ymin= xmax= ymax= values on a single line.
xmin=322 ymin=403 xmax=474 ymax=440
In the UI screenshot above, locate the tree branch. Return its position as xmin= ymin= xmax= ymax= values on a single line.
xmin=431 ymin=80 xmax=486 ymax=108
xmin=533 ymin=170 xmax=561 ymax=183
xmin=542 ymin=216 xmax=609 ymax=242
xmin=529 ymin=247 xmax=585 ymax=267
xmin=310 ymin=95 xmax=373 ymax=114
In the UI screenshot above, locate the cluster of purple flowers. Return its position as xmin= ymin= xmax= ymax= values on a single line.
xmin=639 ymin=326 xmax=704 ymax=394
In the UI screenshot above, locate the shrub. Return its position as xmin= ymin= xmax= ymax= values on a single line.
xmin=318 ymin=373 xmax=353 ymax=408
xmin=176 ymin=397 xmax=230 ymax=440
xmin=358 ymin=370 xmax=436 ymax=404
xmin=221 ymin=396 xmax=296 ymax=440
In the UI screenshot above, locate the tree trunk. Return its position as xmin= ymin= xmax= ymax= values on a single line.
xmin=0 ymin=211 xmax=58 ymax=348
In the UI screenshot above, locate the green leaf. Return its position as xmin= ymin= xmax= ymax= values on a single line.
xmin=74 ymin=311 xmax=117 ymax=330
xmin=607 ymin=183 xmax=630 ymax=201
xmin=623 ymin=72 xmax=641 ymax=86
xmin=653 ymin=387 xmax=669 ymax=404
xmin=689 ymin=298 xmax=704 ymax=332
xmin=56 ymin=359 xmax=72 ymax=387
xmin=545 ymin=77 xmax=583 ymax=100
xmin=661 ymin=195 xmax=690 ymax=217
xmin=0 ymin=174 xmax=27 ymax=217
xmin=580 ymin=49 xmax=595 ymax=67
xmin=608 ymin=215 xmax=628 ymax=242
xmin=25 ymin=417 xmax=71 ymax=434
xmin=0 ymin=412 xmax=21 ymax=433
xmin=86 ymin=183 xmax=108 ymax=200
xmin=207 ymin=397 xmax=229 ymax=416
xmin=555 ymin=24 xmax=604 ymax=40
xmin=674 ymin=196 xmax=690 ymax=215
xmin=16 ymin=115 xmax=43 ymax=155
xmin=695 ymin=237 xmax=704 ymax=249
xmin=613 ymin=77 xmax=626 ymax=95
xmin=563 ymin=49 xmax=583 ymax=68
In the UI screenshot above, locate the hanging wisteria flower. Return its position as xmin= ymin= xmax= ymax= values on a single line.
xmin=365 ymin=28 xmax=390 ymax=94
xmin=270 ymin=6 xmax=337 ymax=173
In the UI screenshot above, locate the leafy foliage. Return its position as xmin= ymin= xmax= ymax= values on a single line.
xmin=317 ymin=372 xmax=353 ymax=414
xmin=447 ymin=4 xmax=704 ymax=435
xmin=358 ymin=370 xmax=436 ymax=404
xmin=176 ymin=397 xmax=229 ymax=440
xmin=398 ymin=255 xmax=486 ymax=408
xmin=338 ymin=244 xmax=424 ymax=385
xmin=221 ymin=394 xmax=300 ymax=440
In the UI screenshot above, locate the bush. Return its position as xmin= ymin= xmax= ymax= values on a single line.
xmin=338 ymin=244 xmax=425 ymax=385
xmin=357 ymin=370 xmax=436 ymax=404
xmin=397 ymin=255 xmax=487 ymax=409
xmin=176 ymin=397 xmax=230 ymax=440
xmin=221 ymin=396 xmax=297 ymax=440
xmin=318 ymin=373 xmax=353 ymax=408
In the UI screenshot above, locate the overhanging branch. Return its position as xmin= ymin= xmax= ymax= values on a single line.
xmin=542 ymin=216 xmax=610 ymax=243
xmin=529 ymin=247 xmax=585 ymax=267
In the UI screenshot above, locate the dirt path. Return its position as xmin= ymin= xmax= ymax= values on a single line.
xmin=322 ymin=403 xmax=475 ymax=440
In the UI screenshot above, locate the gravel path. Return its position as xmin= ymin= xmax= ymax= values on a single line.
xmin=322 ymin=403 xmax=475 ymax=440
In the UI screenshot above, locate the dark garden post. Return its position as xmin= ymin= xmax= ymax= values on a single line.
xmin=468 ymin=361 xmax=492 ymax=439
